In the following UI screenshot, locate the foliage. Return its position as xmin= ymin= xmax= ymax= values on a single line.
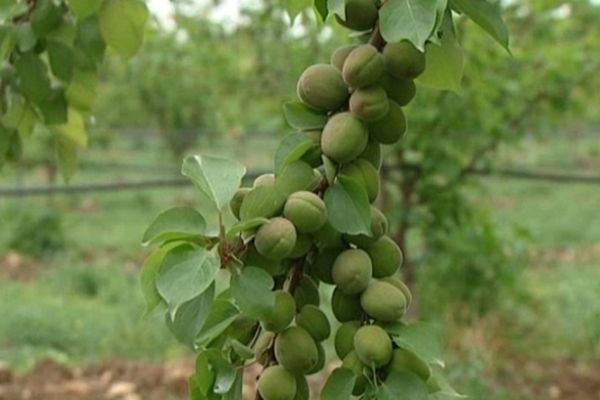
xmin=8 ymin=208 xmax=65 ymax=256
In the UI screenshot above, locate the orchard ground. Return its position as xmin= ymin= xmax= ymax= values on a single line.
xmin=0 ymin=131 xmax=598 ymax=400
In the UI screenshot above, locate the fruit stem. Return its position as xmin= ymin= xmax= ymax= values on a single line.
xmin=368 ymin=24 xmax=386 ymax=51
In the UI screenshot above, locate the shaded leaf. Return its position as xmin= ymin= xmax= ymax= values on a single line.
xmin=450 ymin=0 xmax=509 ymax=51
xmin=282 ymin=101 xmax=328 ymax=130
xmin=314 ymin=0 xmax=328 ymax=21
xmin=391 ymin=322 xmax=445 ymax=367
xmin=225 ymin=217 xmax=268 ymax=241
xmin=321 ymin=368 xmax=355 ymax=400
xmin=196 ymin=298 xmax=240 ymax=346
xmin=377 ymin=371 xmax=428 ymax=400
xmin=47 ymin=40 xmax=74 ymax=82
xmin=15 ymin=53 xmax=51 ymax=103
xmin=274 ymin=132 xmax=314 ymax=176
xmin=418 ymin=29 xmax=464 ymax=92
xmin=230 ymin=267 xmax=275 ymax=319
xmin=66 ymin=69 xmax=98 ymax=113
xmin=166 ymin=283 xmax=215 ymax=347
xmin=324 ymin=176 xmax=371 ymax=235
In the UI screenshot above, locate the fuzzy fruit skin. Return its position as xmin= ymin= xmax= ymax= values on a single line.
xmin=331 ymin=249 xmax=373 ymax=294
xmin=283 ymin=191 xmax=327 ymax=233
xmin=254 ymin=173 xmax=276 ymax=187
xmin=294 ymin=276 xmax=320 ymax=310
xmin=353 ymin=325 xmax=393 ymax=367
xmin=345 ymin=206 xmax=388 ymax=248
xmin=309 ymin=247 xmax=342 ymax=284
xmin=367 ymin=236 xmax=403 ymax=278
xmin=342 ymin=45 xmax=385 ymax=89
xmin=335 ymin=0 xmax=378 ymax=31
xmin=296 ymin=304 xmax=331 ymax=342
xmin=331 ymin=45 xmax=358 ymax=70
xmin=368 ymin=100 xmax=407 ymax=144
xmin=358 ymin=141 xmax=382 ymax=170
xmin=339 ymin=159 xmax=380 ymax=203
xmin=321 ymin=112 xmax=368 ymax=164
xmin=360 ymin=280 xmax=407 ymax=322
xmin=257 ymin=365 xmax=297 ymax=400
xmin=349 ymin=86 xmax=390 ymax=122
xmin=277 ymin=161 xmax=321 ymax=196
xmin=381 ymin=276 xmax=412 ymax=306
xmin=331 ymin=287 xmax=363 ymax=322
xmin=334 ymin=321 xmax=361 ymax=359
xmin=388 ymin=347 xmax=432 ymax=381
xmin=381 ymin=74 xmax=416 ymax=106
xmin=342 ymin=351 xmax=369 ymax=395
xmin=255 ymin=217 xmax=297 ymax=260
xmin=261 ymin=290 xmax=296 ymax=332
xmin=382 ymin=41 xmax=426 ymax=79
xmin=230 ymin=187 xmax=250 ymax=220
xmin=275 ymin=326 xmax=319 ymax=374
xmin=297 ymin=64 xmax=348 ymax=111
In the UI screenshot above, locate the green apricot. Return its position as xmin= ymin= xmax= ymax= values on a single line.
xmin=307 ymin=342 xmax=326 ymax=375
xmin=331 ymin=45 xmax=358 ymax=70
xmin=345 ymin=206 xmax=388 ymax=248
xmin=359 ymin=140 xmax=382 ymax=170
xmin=230 ymin=187 xmax=250 ymax=220
xmin=257 ymin=365 xmax=297 ymax=400
xmin=321 ymin=112 xmax=368 ymax=164
xmin=349 ymin=86 xmax=389 ymax=122
xmin=297 ymin=64 xmax=348 ymax=111
xmin=296 ymin=304 xmax=331 ymax=342
xmin=368 ymin=100 xmax=407 ymax=144
xmin=331 ymin=287 xmax=363 ymax=322
xmin=360 ymin=280 xmax=407 ymax=322
xmin=283 ymin=191 xmax=327 ymax=233
xmin=288 ymin=233 xmax=312 ymax=258
xmin=342 ymin=44 xmax=384 ymax=89
xmin=382 ymin=41 xmax=426 ymax=80
xmin=254 ymin=173 xmax=276 ymax=187
xmin=381 ymin=74 xmax=416 ymax=106
xmin=381 ymin=276 xmax=412 ymax=306
xmin=339 ymin=158 xmax=380 ymax=202
xmin=353 ymin=325 xmax=393 ymax=367
xmin=275 ymin=326 xmax=319 ymax=373
xmin=294 ymin=276 xmax=320 ymax=309
xmin=313 ymin=221 xmax=344 ymax=249
xmin=255 ymin=331 xmax=275 ymax=365
xmin=261 ymin=290 xmax=296 ymax=332
xmin=302 ymin=130 xmax=322 ymax=167
xmin=427 ymin=374 xmax=442 ymax=394
xmin=277 ymin=161 xmax=321 ymax=196
xmin=332 ymin=249 xmax=372 ymax=294
xmin=388 ymin=347 xmax=431 ymax=381
xmin=244 ymin=246 xmax=287 ymax=276
xmin=309 ymin=247 xmax=343 ymax=284
xmin=366 ymin=236 xmax=403 ymax=278
xmin=334 ymin=321 xmax=361 ymax=359
xmin=342 ymin=351 xmax=368 ymax=395
xmin=335 ymin=0 xmax=377 ymax=31
xmin=255 ymin=217 xmax=297 ymax=260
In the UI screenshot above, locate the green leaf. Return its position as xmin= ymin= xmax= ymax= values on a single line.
xmin=66 ymin=69 xmax=98 ymax=113
xmin=239 ymin=185 xmax=286 ymax=221
xmin=449 ymin=0 xmax=509 ymax=51
xmin=52 ymin=108 xmax=87 ymax=147
xmin=15 ymin=23 xmax=36 ymax=52
xmin=324 ymin=176 xmax=371 ymax=235
xmin=166 ymin=283 xmax=215 ymax=347
xmin=428 ymin=368 xmax=467 ymax=398
xmin=225 ymin=217 xmax=268 ymax=241
xmin=156 ymin=245 xmax=220 ymax=312
xmin=282 ymin=101 xmax=328 ymax=130
xmin=204 ymin=350 xmax=237 ymax=395
xmin=274 ymin=133 xmax=314 ymax=176
xmin=39 ymin=89 xmax=68 ymax=125
xmin=285 ymin=0 xmax=311 ymax=21
xmin=196 ymin=299 xmax=240 ymax=346
xmin=294 ymin=374 xmax=310 ymax=400
xmin=322 ymin=155 xmax=337 ymax=184
xmin=182 ymin=154 xmax=247 ymax=212
xmin=140 ymin=245 xmax=175 ymax=315
xmin=56 ymin=135 xmax=79 ymax=181
xmin=142 ymin=207 xmax=207 ymax=246
xmin=327 ymin=0 xmax=345 ymax=19
xmin=230 ymin=267 xmax=275 ymax=319
xmin=379 ymin=0 xmax=440 ymax=51
xmin=377 ymin=371 xmax=428 ymax=400
xmin=31 ymin=0 xmax=62 ymax=36
xmin=223 ymin=370 xmax=243 ymax=400
xmin=391 ymin=322 xmax=445 ymax=367
xmin=75 ymin=17 xmax=106 ymax=65
xmin=321 ymin=368 xmax=356 ymax=400
xmin=15 ymin=53 xmax=52 ymax=103
xmin=192 ymin=352 xmax=216 ymax=397
xmin=99 ymin=0 xmax=148 ymax=59
xmin=314 ymin=0 xmax=328 ymax=21
xmin=228 ymin=339 xmax=254 ymax=360
xmin=417 ymin=29 xmax=463 ymax=92
xmin=70 ymin=0 xmax=105 ymax=19
xmin=47 ymin=40 xmax=75 ymax=82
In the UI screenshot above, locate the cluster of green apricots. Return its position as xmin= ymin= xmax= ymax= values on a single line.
xmin=227 ymin=2 xmax=430 ymax=399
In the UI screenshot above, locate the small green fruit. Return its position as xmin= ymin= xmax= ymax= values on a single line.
xmin=297 ymin=64 xmax=348 ymax=111
xmin=239 ymin=186 xmax=287 ymax=220
xmin=230 ymin=187 xmax=250 ymax=220
xmin=255 ymin=331 xmax=275 ymax=366
xmin=388 ymin=347 xmax=432 ymax=381
xmin=335 ymin=0 xmax=377 ymax=31
xmin=353 ymin=325 xmax=393 ymax=367
xmin=257 ymin=365 xmax=297 ymax=400
xmin=296 ymin=304 xmax=331 ymax=342
xmin=255 ymin=217 xmax=297 ymax=260
xmin=381 ymin=276 xmax=412 ymax=306
xmin=382 ymin=41 xmax=426 ymax=79
xmin=358 ymin=141 xmax=382 ymax=170
xmin=342 ymin=44 xmax=384 ymax=88
xmin=381 ymin=74 xmax=416 ymax=106
xmin=349 ymin=86 xmax=389 ymax=122
xmin=261 ymin=290 xmax=296 ymax=332
xmin=360 ymin=280 xmax=407 ymax=322
xmin=321 ymin=112 xmax=368 ymax=164
xmin=368 ymin=100 xmax=407 ymax=144
xmin=254 ymin=173 xmax=276 ymax=187
xmin=334 ymin=321 xmax=361 ymax=359
xmin=275 ymin=327 xmax=319 ymax=373
xmin=331 ymin=45 xmax=358 ymax=70
xmin=332 ymin=249 xmax=372 ymax=294
xmin=345 ymin=206 xmax=388 ymax=248
xmin=339 ymin=159 xmax=380 ymax=202
xmin=283 ymin=191 xmax=327 ymax=233
xmin=331 ymin=287 xmax=363 ymax=322
xmin=367 ymin=236 xmax=403 ymax=278
xmin=308 ymin=342 xmax=326 ymax=375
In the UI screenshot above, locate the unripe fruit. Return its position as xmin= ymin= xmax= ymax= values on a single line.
xmin=296 ymin=304 xmax=331 ymax=342
xmin=332 ymin=249 xmax=372 ymax=294
xmin=342 ymin=45 xmax=384 ymax=89
xmin=255 ymin=217 xmax=297 ymax=260
xmin=360 ymin=280 xmax=407 ymax=322
xmin=257 ymin=365 xmax=297 ymax=400
xmin=283 ymin=191 xmax=327 ymax=233
xmin=313 ymin=221 xmax=343 ymax=249
xmin=349 ymin=86 xmax=389 ymax=122
xmin=382 ymin=41 xmax=426 ymax=79
xmin=254 ymin=173 xmax=275 ymax=187
xmin=353 ymin=325 xmax=393 ymax=367
xmin=388 ymin=347 xmax=432 ymax=381
xmin=335 ymin=321 xmax=361 ymax=359
xmin=367 ymin=236 xmax=403 ymax=278
xmin=261 ymin=290 xmax=296 ymax=332
xmin=297 ymin=64 xmax=348 ymax=111
xmin=302 ymin=130 xmax=322 ymax=167
xmin=255 ymin=331 xmax=275 ymax=366
xmin=381 ymin=74 xmax=416 ymax=106
xmin=244 ymin=246 xmax=287 ymax=276
xmin=381 ymin=276 xmax=412 ymax=306
xmin=277 ymin=161 xmax=321 ymax=196
xmin=427 ymin=375 xmax=442 ymax=393
xmin=275 ymin=326 xmax=319 ymax=373
xmin=331 ymin=287 xmax=363 ymax=322
xmin=335 ymin=0 xmax=377 ymax=31
xmin=308 ymin=342 xmax=326 ymax=374
xmin=321 ymin=112 xmax=368 ymax=164
xmin=294 ymin=276 xmax=320 ymax=309
xmin=345 ymin=206 xmax=388 ymax=248
xmin=339 ymin=159 xmax=380 ymax=202
xmin=359 ymin=141 xmax=382 ymax=170
xmin=368 ymin=100 xmax=407 ymax=144
xmin=342 ymin=351 xmax=368 ymax=395
xmin=331 ymin=45 xmax=358 ymax=70
xmin=230 ymin=187 xmax=250 ymax=220
xmin=288 ymin=233 xmax=312 ymax=258
xmin=309 ymin=247 xmax=342 ymax=284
